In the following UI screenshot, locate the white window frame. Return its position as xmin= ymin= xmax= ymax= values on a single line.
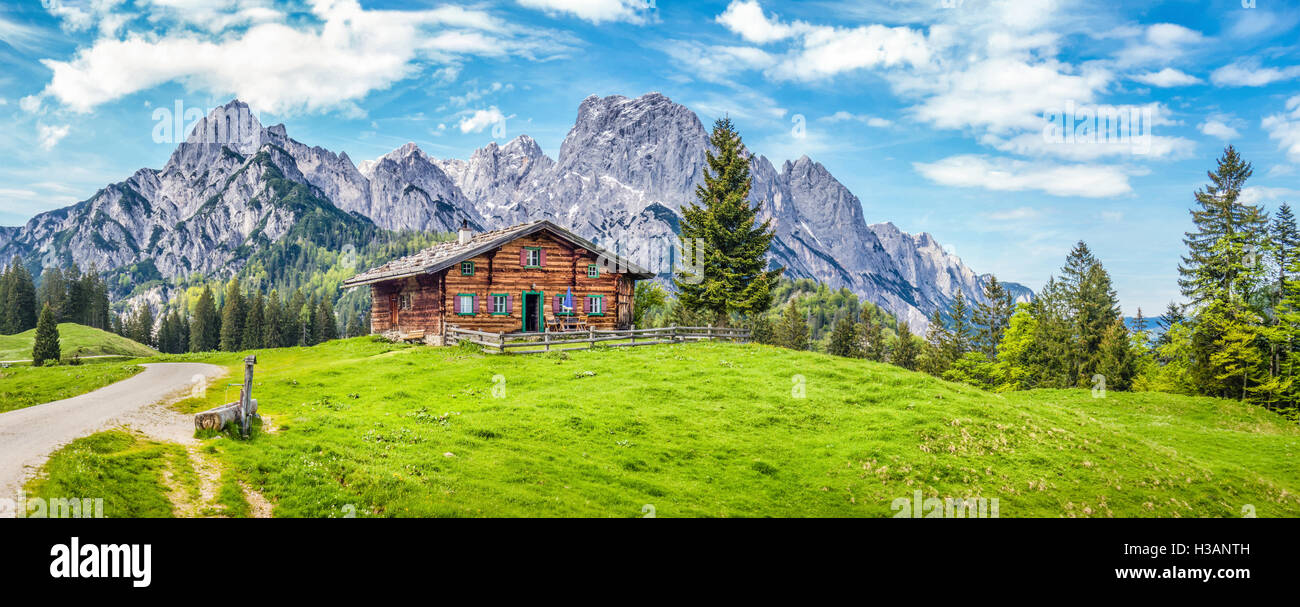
xmin=457 ymin=294 xmax=475 ymax=315
xmin=525 ymin=248 xmax=542 ymax=267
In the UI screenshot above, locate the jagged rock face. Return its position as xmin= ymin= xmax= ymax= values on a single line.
xmin=0 ymin=93 xmax=1030 ymax=331
xmin=360 ymin=143 xmax=480 ymax=233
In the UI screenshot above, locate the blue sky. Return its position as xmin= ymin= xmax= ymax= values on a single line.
xmin=1 ymin=0 xmax=1299 ymax=316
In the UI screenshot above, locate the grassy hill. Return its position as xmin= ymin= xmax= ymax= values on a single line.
xmin=0 ymin=323 xmax=157 ymax=362
xmin=100 ymin=337 xmax=1299 ymax=518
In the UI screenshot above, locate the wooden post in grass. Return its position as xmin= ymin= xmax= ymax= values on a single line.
xmin=195 ymin=355 xmax=258 ymax=437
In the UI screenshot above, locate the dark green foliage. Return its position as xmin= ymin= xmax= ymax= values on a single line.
xmin=974 ymin=275 xmax=1014 ymax=359
xmin=893 ymin=321 xmax=920 ymax=370
xmin=749 ymin=315 xmax=774 ymax=345
xmin=219 ymin=278 xmax=245 ymax=351
xmin=2 ymin=257 xmax=38 ymax=334
xmin=858 ymin=315 xmax=886 ymax=362
xmin=314 ymin=296 xmax=338 ymax=343
xmin=826 ymin=317 xmax=860 ymax=358
xmin=774 ymin=301 xmax=808 ymax=351
xmin=32 ymin=303 xmax=60 ymax=366
xmin=189 ymin=286 xmax=220 ymax=352
xmin=242 ymin=293 xmax=265 ymax=350
xmin=674 ymin=118 xmax=782 ymax=322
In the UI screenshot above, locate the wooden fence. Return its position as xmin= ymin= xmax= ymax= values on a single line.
xmin=444 ymin=325 xmax=751 ymax=354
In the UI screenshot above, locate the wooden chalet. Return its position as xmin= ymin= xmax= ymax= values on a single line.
xmin=341 ymin=220 xmax=656 ymax=343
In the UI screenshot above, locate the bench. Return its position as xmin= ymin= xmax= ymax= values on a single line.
xmin=399 ymin=329 xmax=426 ymax=342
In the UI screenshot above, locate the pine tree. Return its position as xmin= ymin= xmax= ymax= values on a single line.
xmin=674 ymin=117 xmax=783 ymax=322
xmin=826 ymin=317 xmax=860 ymax=357
xmin=32 ymin=303 xmax=60 ymax=366
xmin=243 ymin=293 xmax=265 ymax=350
xmin=63 ymin=264 xmax=86 ymax=324
xmin=285 ymin=290 xmax=307 ymax=347
xmin=947 ymin=292 xmax=974 ymax=361
xmin=263 ymin=290 xmax=284 ymax=348
xmin=346 ymin=311 xmax=367 ymax=338
xmin=974 ymin=275 xmax=1014 ymax=359
xmin=1072 ymin=258 xmax=1121 ymax=386
xmin=1096 ymin=319 xmax=1136 ymax=391
xmin=1179 ymin=145 xmax=1267 ymax=305
xmin=190 ymin=286 xmax=220 ymax=352
xmin=3 ymin=257 xmax=37 ymax=334
xmin=0 ymin=262 xmax=10 ymax=333
xmin=314 ymin=297 xmax=337 ymax=343
xmin=129 ymin=304 xmax=154 ymax=347
xmin=919 ymin=309 xmax=952 ymax=375
xmin=37 ymin=267 xmax=67 ymax=322
xmin=219 ymin=278 xmax=245 ymax=351
xmin=892 ymin=321 xmax=920 ymax=370
xmin=774 ymin=301 xmax=808 ymax=351
xmin=858 ymin=314 xmax=886 ymax=362
xmin=750 ymin=315 xmax=774 ymax=345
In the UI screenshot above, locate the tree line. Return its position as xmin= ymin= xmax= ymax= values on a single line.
xmin=0 ymin=260 xmax=113 ymax=335
xmin=119 ymin=277 xmax=353 ymax=354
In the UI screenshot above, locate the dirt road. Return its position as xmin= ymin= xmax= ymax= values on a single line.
xmin=0 ymin=362 xmax=225 ymax=513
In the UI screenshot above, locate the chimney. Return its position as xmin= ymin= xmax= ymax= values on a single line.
xmin=458 ymin=219 xmax=473 ymax=245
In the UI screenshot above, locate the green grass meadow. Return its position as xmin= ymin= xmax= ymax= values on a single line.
xmin=0 ymin=322 xmax=158 ymax=362
xmin=42 ymin=336 xmax=1288 ymax=518
xmin=0 ymin=362 xmax=144 ymax=413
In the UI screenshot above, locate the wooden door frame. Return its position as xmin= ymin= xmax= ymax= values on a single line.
xmin=522 ymin=290 xmax=543 ymax=333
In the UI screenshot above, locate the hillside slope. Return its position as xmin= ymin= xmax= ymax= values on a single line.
xmin=152 ymin=339 xmax=1299 ymax=518
xmin=0 ymin=323 xmax=158 ymax=361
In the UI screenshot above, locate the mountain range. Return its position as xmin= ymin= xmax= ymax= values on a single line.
xmin=0 ymin=92 xmax=1030 ymax=329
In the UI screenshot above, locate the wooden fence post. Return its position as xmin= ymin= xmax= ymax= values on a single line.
xmin=544 ymin=331 xmax=551 ymax=352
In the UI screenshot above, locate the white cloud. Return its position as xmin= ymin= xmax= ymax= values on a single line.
xmin=447 ymin=82 xmax=514 ymax=108
xmin=1131 ymin=68 xmax=1201 ymax=87
xmin=1262 ymin=95 xmax=1300 ymax=163
xmin=986 ymin=206 xmax=1040 ymax=221
xmin=1114 ymin=23 xmax=1204 ymax=68
xmin=30 ymin=0 xmax=568 ymax=115
xmin=1240 ymin=186 xmax=1300 ymax=206
xmin=37 ymin=122 xmax=70 ymax=150
xmin=716 ymin=0 xmax=796 ymax=43
xmin=458 ymin=107 xmax=506 ymax=133
xmin=657 ymin=40 xmax=776 ymax=84
xmin=712 ymin=0 xmax=929 ymax=82
xmin=1211 ymin=60 xmax=1300 ymax=87
xmin=820 ymin=111 xmax=892 ymax=127
xmin=1198 ymin=117 xmax=1241 ymax=140
xmin=914 ymin=154 xmax=1135 ymax=198
xmin=517 ymin=0 xmax=649 ymax=25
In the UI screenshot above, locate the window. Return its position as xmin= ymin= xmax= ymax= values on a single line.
xmin=586 ymin=295 xmax=604 ymax=316
xmin=523 ymin=247 xmax=542 ymax=268
xmin=398 ymin=292 xmax=413 ymax=310
xmin=457 ymin=293 xmax=475 ymax=315
xmin=587 ymin=264 xmax=599 ymax=278
xmin=461 ymin=260 xmax=475 ymax=276
xmin=492 ymin=294 xmax=508 ymax=315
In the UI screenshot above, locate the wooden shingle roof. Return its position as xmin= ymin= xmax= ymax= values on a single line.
xmin=341 ymin=219 xmax=656 ymax=288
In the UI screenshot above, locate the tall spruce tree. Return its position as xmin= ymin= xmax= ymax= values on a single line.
xmin=893 ymin=321 xmax=920 ymax=370
xmin=314 ymin=297 xmax=337 ymax=343
xmin=1179 ymin=145 xmax=1267 ymax=305
xmin=947 ymin=292 xmax=974 ymax=361
xmin=3 ymin=257 xmax=37 ymax=334
xmin=37 ymin=267 xmax=67 ymax=322
xmin=32 ymin=303 xmax=60 ymax=366
xmin=920 ymin=309 xmax=952 ymax=375
xmin=774 ymin=300 xmax=808 ymax=351
xmin=219 ymin=278 xmax=245 ymax=351
xmin=263 ymin=290 xmax=284 ymax=348
xmin=243 ymin=293 xmax=265 ymax=350
xmin=674 ymin=118 xmax=782 ymax=322
xmin=974 ymin=275 xmax=1014 ymax=359
xmin=826 ymin=317 xmax=860 ymax=357
xmin=190 ymin=286 xmax=220 ymax=352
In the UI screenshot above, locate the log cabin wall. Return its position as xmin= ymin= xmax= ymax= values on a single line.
xmin=368 ymin=273 xmax=443 ymax=337
xmin=439 ymin=231 xmax=633 ymax=333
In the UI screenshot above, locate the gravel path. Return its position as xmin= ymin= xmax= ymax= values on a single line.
xmin=0 ymin=362 xmax=226 ymax=513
